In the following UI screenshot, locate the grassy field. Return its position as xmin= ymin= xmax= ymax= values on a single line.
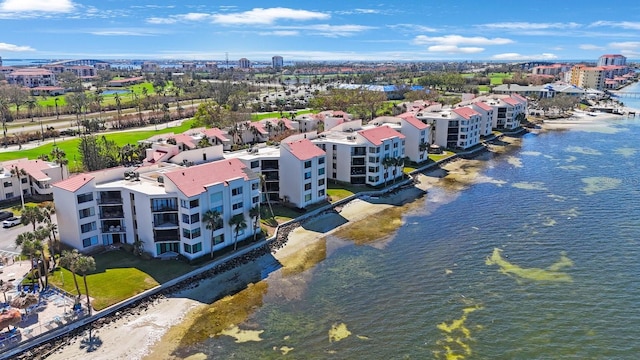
xmin=489 ymin=72 xmax=513 ymax=85
xmin=251 ymin=109 xmax=314 ymax=121
xmin=49 ymin=250 xmax=195 ymax=310
xmin=33 ymin=82 xmax=157 ymax=109
xmin=0 ymin=119 xmax=196 ymax=163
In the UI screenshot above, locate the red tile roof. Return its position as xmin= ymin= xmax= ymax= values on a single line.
xmin=283 ymin=139 xmax=325 ymax=161
xmin=358 ymin=125 xmax=405 ymax=146
xmin=473 ymin=101 xmax=493 ymax=112
xmin=52 ymin=174 xmax=95 ymax=192
xmin=171 ymin=134 xmax=196 ymax=149
xmin=202 ymin=128 xmax=230 ymax=141
xmin=4 ymin=158 xmax=55 ymax=182
xmin=398 ymin=114 xmax=429 ymax=130
xmin=164 ymin=158 xmax=255 ymax=198
xmin=511 ymin=93 xmax=527 ymax=102
xmin=502 ymin=97 xmax=520 ymax=106
xmin=250 ymin=122 xmax=268 ymax=135
xmin=452 ymin=107 xmax=480 ymax=119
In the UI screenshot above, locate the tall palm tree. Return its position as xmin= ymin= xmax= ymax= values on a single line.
xmin=250 ymin=125 xmax=261 ymax=143
xmin=26 ymin=98 xmax=37 ymax=122
xmin=50 ymin=146 xmax=69 ymax=180
xmin=202 ymin=209 xmax=222 ymax=259
xmin=381 ymin=157 xmax=395 ymax=187
xmin=394 ymin=157 xmax=405 ymax=183
xmin=229 ymin=214 xmax=247 ymax=251
xmin=76 ymin=255 xmax=96 ymax=315
xmin=15 ymin=233 xmax=44 ymax=289
xmin=59 ymin=250 xmax=82 ymax=299
xmin=20 ymin=205 xmax=44 ymax=231
xmin=260 ymin=174 xmax=275 ymax=220
xmin=10 ymin=165 xmax=27 ymax=209
xmin=39 ymin=202 xmax=58 ymax=267
xmin=34 ymin=226 xmax=51 ymax=288
xmin=197 ymin=135 xmax=210 ymax=149
xmin=419 ymin=142 xmax=428 ymax=162
xmin=249 ymin=205 xmax=260 ymax=241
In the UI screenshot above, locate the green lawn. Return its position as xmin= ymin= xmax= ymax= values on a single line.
xmin=326 ymin=182 xmax=369 ymax=202
xmin=489 ymin=72 xmax=513 ymax=85
xmin=429 ymin=152 xmax=455 ymax=162
xmin=33 ymin=82 xmax=157 ymax=109
xmin=0 ymin=119 xmax=196 ymax=163
xmin=49 ymin=250 xmax=195 ymax=310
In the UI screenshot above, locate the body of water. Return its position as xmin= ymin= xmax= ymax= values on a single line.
xmin=157 ymin=86 xmax=640 ymax=359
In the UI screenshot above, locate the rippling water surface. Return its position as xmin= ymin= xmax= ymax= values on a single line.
xmin=171 ymin=97 xmax=640 ymax=359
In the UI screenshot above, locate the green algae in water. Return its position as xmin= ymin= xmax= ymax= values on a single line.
xmin=329 ymin=322 xmax=352 ymax=342
xmin=435 ymin=306 xmax=482 ymax=360
xmin=218 ymin=325 xmax=264 ymax=343
xmin=333 ymin=206 xmax=404 ymax=244
xmin=581 ymin=177 xmax=622 ymax=195
xmin=176 ymin=282 xmax=269 ymax=348
xmin=281 ymin=238 xmax=327 ymax=276
xmin=485 ymin=248 xmax=573 ymax=282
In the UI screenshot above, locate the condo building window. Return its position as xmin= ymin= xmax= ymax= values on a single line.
xmin=250 ymin=160 xmax=259 ymax=169
xmin=318 ymin=178 xmax=325 ymax=186
xmin=213 ymin=234 xmax=224 ymax=245
xmin=304 ymin=160 xmax=312 ymax=169
xmin=80 ymin=222 xmax=97 ymax=233
xmin=232 ymin=187 xmax=243 ymax=196
xmin=252 ymin=182 xmax=259 ymax=191
xmin=318 ymin=157 xmax=325 ymax=165
xmin=318 ymin=189 xmax=325 ymax=197
xmin=182 ymin=227 xmax=201 ymax=239
xmin=318 ymin=168 xmax=325 ymax=176
xmin=183 ymin=242 xmax=203 ymax=254
xmin=232 ymin=202 xmax=243 ymax=210
xmin=304 ymin=171 xmax=312 ymax=180
xmin=79 ymin=207 xmax=95 ymax=219
xmin=252 ymin=196 xmax=259 ymax=204
xmin=210 ymin=191 xmax=223 ymax=203
xmin=304 ymin=194 xmax=312 ymax=202
xmin=82 ymin=236 xmax=99 ymax=248
xmin=77 ymin=192 xmax=94 ymax=204
xmin=305 ymin=183 xmax=312 ymax=191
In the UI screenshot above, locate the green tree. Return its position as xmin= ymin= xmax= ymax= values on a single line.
xmin=15 ymin=232 xmax=44 ymax=288
xmin=9 ymin=165 xmax=27 ymax=209
xmin=202 ymin=209 xmax=222 ymax=258
xmin=59 ymin=250 xmax=82 ymax=299
xmin=76 ymin=255 xmax=96 ymax=315
xmin=50 ymin=146 xmax=68 ymax=180
xmin=229 ymin=213 xmax=247 ymax=251
xmin=381 ymin=157 xmax=396 ymax=187
xmin=249 ymin=205 xmax=260 ymax=241
xmin=20 ymin=205 xmax=44 ymax=231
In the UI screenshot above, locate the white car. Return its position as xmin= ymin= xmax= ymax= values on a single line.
xmin=2 ymin=216 xmax=21 ymax=228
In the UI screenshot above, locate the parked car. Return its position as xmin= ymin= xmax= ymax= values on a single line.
xmin=0 ymin=211 xmax=13 ymax=221
xmin=2 ymin=216 xmax=21 ymax=228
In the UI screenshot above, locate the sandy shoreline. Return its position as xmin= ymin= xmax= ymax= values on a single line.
xmin=34 ymin=112 xmax=635 ymax=360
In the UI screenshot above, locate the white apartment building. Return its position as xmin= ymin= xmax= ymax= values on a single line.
xmin=272 ymin=56 xmax=284 ymax=69
xmin=313 ymin=121 xmax=405 ymax=187
xmin=415 ymin=107 xmax=482 ymax=150
xmin=52 ymin=159 xmax=260 ymax=260
xmin=470 ymin=102 xmax=495 ymax=136
xmin=597 ymin=54 xmax=626 ymax=67
xmin=5 ymin=68 xmax=57 ymax=88
xmin=280 ymin=139 xmax=327 ymax=208
xmin=224 ymin=146 xmax=282 ymax=204
xmin=1 ymin=158 xmax=68 ymax=200
xmin=369 ymin=114 xmax=430 ymax=164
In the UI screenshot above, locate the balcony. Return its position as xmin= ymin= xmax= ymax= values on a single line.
xmin=350 ymin=166 xmax=366 ymax=176
xmin=153 ymin=214 xmax=179 ymax=229
xmin=151 ymin=204 xmax=178 ymax=212
xmin=99 ymin=211 xmax=124 ymax=219
xmin=101 ymin=225 xmax=126 ymax=233
xmin=97 ymin=196 xmax=123 ymax=204
xmin=154 ymin=229 xmax=180 ymax=242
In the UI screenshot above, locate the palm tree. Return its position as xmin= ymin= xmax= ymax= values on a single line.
xmin=249 ymin=205 xmax=260 ymax=241
xmin=229 ymin=213 xmax=247 ymax=251
xmin=265 ymin=121 xmax=273 ymax=137
xmin=59 ymin=250 xmax=82 ymax=299
xmin=250 ymin=125 xmax=261 ymax=143
xmin=202 ymin=209 xmax=222 ymax=259
xmin=76 ymin=255 xmax=96 ymax=315
xmin=419 ymin=142 xmax=428 ymax=162
xmin=393 ymin=157 xmax=405 ymax=183
xmin=260 ymin=174 xmax=275 ymax=220
xmin=26 ymin=98 xmax=37 ymax=122
xmin=381 ymin=157 xmax=395 ymax=187
xmin=20 ymin=205 xmax=44 ymax=231
xmin=197 ymin=135 xmax=210 ymax=149
xmin=15 ymin=233 xmax=44 ymax=289
xmin=10 ymin=165 xmax=27 ymax=209
xmin=228 ymin=126 xmax=239 ymax=145
xmin=34 ymin=225 xmax=51 ymax=288
xmin=50 ymin=146 xmax=69 ymax=180
xmin=54 ymin=97 xmax=60 ymax=119
xmin=39 ymin=202 xmax=58 ymax=267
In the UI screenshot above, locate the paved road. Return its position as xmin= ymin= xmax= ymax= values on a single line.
xmin=0 ymin=214 xmax=58 ymax=258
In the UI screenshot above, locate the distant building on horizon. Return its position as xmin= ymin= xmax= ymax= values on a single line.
xmin=272 ymin=55 xmax=283 ymax=69
xmin=597 ymin=54 xmax=626 ymax=67
xmin=238 ymin=58 xmax=251 ymax=69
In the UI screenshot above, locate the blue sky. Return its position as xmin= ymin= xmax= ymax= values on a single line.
xmin=1 ymin=0 xmax=640 ymax=61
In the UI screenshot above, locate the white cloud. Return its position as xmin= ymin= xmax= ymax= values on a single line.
xmin=388 ymin=24 xmax=437 ymax=33
xmin=0 ymin=0 xmax=74 ymax=12
xmin=480 ymin=22 xmax=581 ymax=30
xmin=273 ymin=24 xmax=373 ymax=37
xmin=491 ymin=53 xmax=558 ymax=60
xmin=181 ymin=13 xmax=212 ymax=21
xmin=413 ymin=34 xmax=513 ymax=46
xmin=590 ymin=21 xmax=640 ymax=30
xmin=0 ymin=42 xmax=35 ymax=51
xmin=609 ymin=41 xmax=640 ymax=52
xmin=259 ymin=30 xmax=299 ymax=36
xmin=146 ymin=17 xmax=177 ymax=24
xmin=579 ymin=44 xmax=605 ymax=50
xmin=147 ymin=13 xmax=212 ymax=24
xmin=428 ymin=45 xmax=484 ymax=54
xmin=211 ymin=7 xmax=329 ymax=25
xmin=90 ymin=28 xmax=163 ymax=36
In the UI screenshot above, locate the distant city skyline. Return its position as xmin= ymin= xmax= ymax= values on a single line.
xmin=1 ymin=0 xmax=640 ymax=62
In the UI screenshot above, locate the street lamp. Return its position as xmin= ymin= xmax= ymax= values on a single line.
xmin=54 ymin=98 xmax=59 ymax=120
